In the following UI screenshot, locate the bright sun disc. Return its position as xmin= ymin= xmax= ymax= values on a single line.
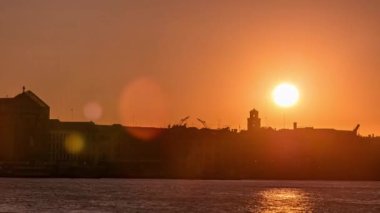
xmin=272 ymin=83 xmax=299 ymax=108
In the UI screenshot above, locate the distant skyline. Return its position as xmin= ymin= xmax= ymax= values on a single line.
xmin=1 ymin=1 xmax=380 ymax=134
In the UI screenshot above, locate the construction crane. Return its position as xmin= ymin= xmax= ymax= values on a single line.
xmin=197 ymin=118 xmax=208 ymax=129
xmin=179 ymin=116 xmax=190 ymax=126
xmin=353 ymin=124 xmax=360 ymax=135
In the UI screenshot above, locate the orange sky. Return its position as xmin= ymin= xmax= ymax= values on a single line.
xmin=1 ymin=0 xmax=380 ymax=135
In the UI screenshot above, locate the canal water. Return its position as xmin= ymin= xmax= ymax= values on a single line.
xmin=0 ymin=179 xmax=379 ymax=212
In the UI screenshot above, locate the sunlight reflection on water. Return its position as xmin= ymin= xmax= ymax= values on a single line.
xmin=254 ymin=188 xmax=312 ymax=213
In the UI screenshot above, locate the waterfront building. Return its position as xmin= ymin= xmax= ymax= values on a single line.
xmin=0 ymin=89 xmax=50 ymax=161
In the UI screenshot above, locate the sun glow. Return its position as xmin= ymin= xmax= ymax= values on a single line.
xmin=272 ymin=83 xmax=299 ymax=108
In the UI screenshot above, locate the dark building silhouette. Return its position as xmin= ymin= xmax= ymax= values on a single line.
xmin=0 ymin=89 xmax=380 ymax=180
xmin=247 ymin=109 xmax=261 ymax=131
xmin=49 ymin=120 xmax=124 ymax=165
xmin=0 ymin=89 xmax=49 ymax=161
xmin=49 ymin=120 xmax=99 ymax=164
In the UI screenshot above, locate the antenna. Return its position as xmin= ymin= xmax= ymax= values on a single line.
xmin=70 ymin=108 xmax=74 ymax=120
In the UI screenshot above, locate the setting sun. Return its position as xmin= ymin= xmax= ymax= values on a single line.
xmin=272 ymin=83 xmax=300 ymax=108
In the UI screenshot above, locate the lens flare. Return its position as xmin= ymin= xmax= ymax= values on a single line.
xmin=119 ymin=77 xmax=168 ymax=140
xmin=83 ymin=102 xmax=103 ymax=121
xmin=64 ymin=132 xmax=85 ymax=154
xmin=126 ymin=127 xmax=163 ymax=141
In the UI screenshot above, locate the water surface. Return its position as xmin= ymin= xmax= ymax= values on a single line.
xmin=0 ymin=179 xmax=379 ymax=212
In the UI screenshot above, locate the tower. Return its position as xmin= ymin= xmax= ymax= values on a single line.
xmin=247 ymin=109 xmax=261 ymax=131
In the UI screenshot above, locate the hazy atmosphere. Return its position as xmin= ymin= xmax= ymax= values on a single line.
xmin=1 ymin=0 xmax=380 ymax=134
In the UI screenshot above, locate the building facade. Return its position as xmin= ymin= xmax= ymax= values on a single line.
xmin=0 ymin=89 xmax=50 ymax=161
